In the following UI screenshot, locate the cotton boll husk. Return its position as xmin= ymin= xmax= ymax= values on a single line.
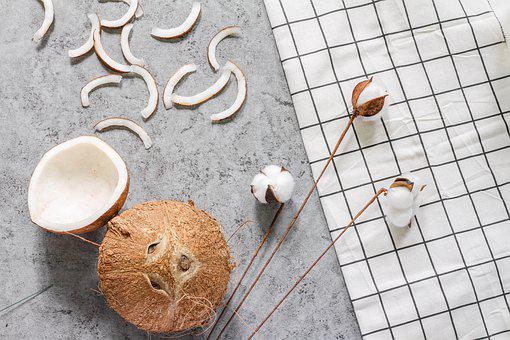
xmin=358 ymin=82 xmax=389 ymax=122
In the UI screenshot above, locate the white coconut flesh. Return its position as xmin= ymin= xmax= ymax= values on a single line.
xmin=163 ymin=64 xmax=197 ymax=109
xmin=100 ymin=0 xmax=138 ymax=28
xmin=34 ymin=0 xmax=54 ymax=42
xmin=172 ymin=66 xmax=231 ymax=107
xmin=121 ymin=23 xmax=145 ymax=66
xmin=81 ymin=74 xmax=123 ymax=107
xmin=129 ymin=65 xmax=158 ymax=119
xmin=28 ymin=136 xmax=129 ymax=233
xmin=93 ymin=30 xmax=131 ymax=73
xmin=208 ymin=26 xmax=241 ymax=72
xmin=151 ymin=2 xmax=201 ymax=39
xmin=211 ymin=61 xmax=247 ymax=123
xmin=94 ymin=117 xmax=153 ymax=149
xmin=68 ymin=14 xmax=100 ymax=58
xmin=99 ymin=0 xmax=144 ymax=18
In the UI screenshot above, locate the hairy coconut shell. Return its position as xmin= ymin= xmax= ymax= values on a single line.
xmin=98 ymin=200 xmax=232 ymax=333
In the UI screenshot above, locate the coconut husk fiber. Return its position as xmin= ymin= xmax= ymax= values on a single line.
xmin=98 ymin=200 xmax=233 ymax=333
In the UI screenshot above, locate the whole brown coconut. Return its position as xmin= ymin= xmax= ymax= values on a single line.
xmin=98 ymin=200 xmax=233 ymax=333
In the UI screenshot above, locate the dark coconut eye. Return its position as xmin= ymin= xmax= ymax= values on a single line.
xmin=147 ymin=242 xmax=159 ymax=254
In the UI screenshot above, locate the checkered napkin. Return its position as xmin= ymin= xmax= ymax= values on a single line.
xmin=264 ymin=0 xmax=510 ymax=338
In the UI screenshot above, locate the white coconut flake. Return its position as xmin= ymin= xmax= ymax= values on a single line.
xmin=210 ymin=61 xmax=247 ymax=123
xmin=130 ymin=65 xmax=158 ymax=120
xmin=34 ymin=0 xmax=54 ymax=42
xmin=250 ymin=165 xmax=295 ymax=204
xmin=99 ymin=0 xmax=144 ymax=18
xmin=100 ymin=0 xmax=138 ymax=28
xmin=81 ymin=74 xmax=123 ymax=107
xmin=208 ymin=26 xmax=241 ymax=72
xmin=121 ymin=23 xmax=145 ymax=66
xmin=163 ymin=64 xmax=197 ymax=109
xmin=69 ymin=14 xmax=100 ymax=58
xmin=93 ymin=29 xmax=131 ymax=73
xmin=151 ymin=2 xmax=201 ymax=39
xmin=172 ymin=66 xmax=231 ymax=107
xmin=94 ymin=117 xmax=153 ymax=149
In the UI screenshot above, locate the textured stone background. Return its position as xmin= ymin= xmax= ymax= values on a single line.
xmin=0 ymin=0 xmax=360 ymax=339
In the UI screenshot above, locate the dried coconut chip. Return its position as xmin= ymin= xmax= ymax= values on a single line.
xmin=129 ymin=65 xmax=158 ymax=120
xmin=98 ymin=0 xmax=144 ymax=18
xmin=151 ymin=2 xmax=201 ymax=39
xmin=121 ymin=23 xmax=145 ymax=66
xmin=210 ymin=61 xmax=246 ymax=123
xmin=68 ymin=13 xmax=100 ymax=58
xmin=81 ymin=74 xmax=123 ymax=107
xmin=94 ymin=117 xmax=152 ymax=149
xmin=34 ymin=0 xmax=54 ymax=42
xmin=100 ymin=0 xmax=138 ymax=28
xmin=172 ymin=66 xmax=231 ymax=107
xmin=208 ymin=26 xmax=241 ymax=72
xmin=163 ymin=64 xmax=197 ymax=109
xmin=93 ymin=29 xmax=131 ymax=73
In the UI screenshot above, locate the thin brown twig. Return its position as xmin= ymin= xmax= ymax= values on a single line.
xmin=227 ymin=220 xmax=254 ymax=243
xmin=248 ymin=188 xmax=387 ymax=339
xmin=207 ymin=204 xmax=284 ymax=339
xmin=64 ymin=231 xmax=100 ymax=247
xmin=213 ymin=113 xmax=358 ymax=340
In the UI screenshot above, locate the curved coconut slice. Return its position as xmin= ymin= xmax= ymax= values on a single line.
xmin=99 ymin=0 xmax=144 ymax=18
xmin=207 ymin=26 xmax=241 ymax=72
xmin=163 ymin=64 xmax=197 ymax=109
xmin=100 ymin=0 xmax=138 ymax=28
xmin=28 ymin=136 xmax=129 ymax=234
xmin=33 ymin=0 xmax=54 ymax=42
xmin=151 ymin=2 xmax=201 ymax=39
xmin=98 ymin=200 xmax=232 ymax=333
xmin=93 ymin=29 xmax=131 ymax=73
xmin=211 ymin=61 xmax=247 ymax=123
xmin=129 ymin=65 xmax=158 ymax=119
xmin=94 ymin=117 xmax=153 ymax=149
xmin=172 ymin=67 xmax=231 ymax=107
xmin=121 ymin=23 xmax=145 ymax=66
xmin=68 ymin=14 xmax=101 ymax=58
xmin=81 ymin=74 xmax=123 ymax=107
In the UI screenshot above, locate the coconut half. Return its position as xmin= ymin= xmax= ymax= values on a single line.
xmin=172 ymin=66 xmax=231 ymax=107
xmin=151 ymin=2 xmax=201 ymax=39
xmin=207 ymin=26 xmax=241 ymax=72
xmin=163 ymin=64 xmax=197 ymax=109
xmin=210 ymin=61 xmax=247 ymax=123
xmin=28 ymin=136 xmax=129 ymax=234
xmin=100 ymin=0 xmax=138 ymax=28
xmin=33 ymin=0 xmax=54 ymax=42
xmin=68 ymin=13 xmax=100 ymax=58
xmin=121 ymin=23 xmax=145 ymax=66
xmin=81 ymin=74 xmax=123 ymax=107
xmin=98 ymin=200 xmax=232 ymax=333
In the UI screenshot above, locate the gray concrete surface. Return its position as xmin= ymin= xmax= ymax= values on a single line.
xmin=0 ymin=1 xmax=361 ymax=339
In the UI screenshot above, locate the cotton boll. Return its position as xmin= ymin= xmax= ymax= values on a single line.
xmin=250 ymin=166 xmax=295 ymax=204
xmin=385 ymin=206 xmax=414 ymax=228
xmin=383 ymin=186 xmax=414 ymax=210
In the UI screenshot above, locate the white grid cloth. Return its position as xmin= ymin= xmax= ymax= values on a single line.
xmin=264 ymin=0 xmax=510 ymax=338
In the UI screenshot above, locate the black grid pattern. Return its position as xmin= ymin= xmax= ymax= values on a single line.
xmin=265 ymin=0 xmax=510 ymax=338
